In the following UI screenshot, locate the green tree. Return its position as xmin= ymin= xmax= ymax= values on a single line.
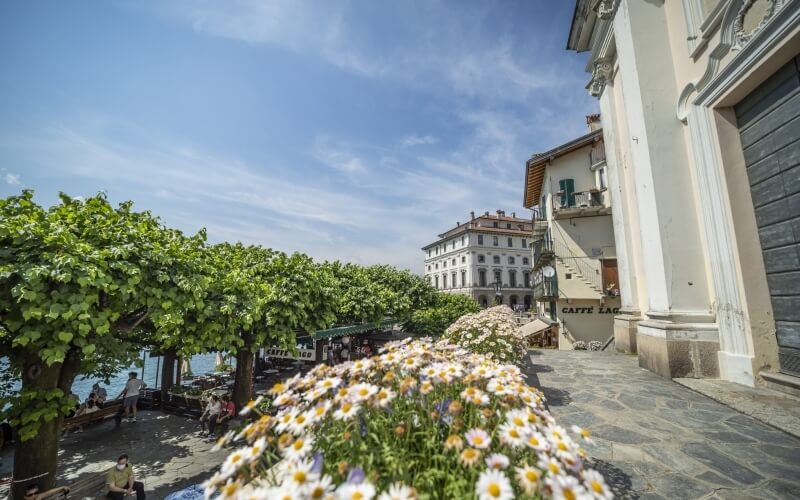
xmin=404 ymin=292 xmax=480 ymax=337
xmin=0 ymin=191 xmax=207 ymax=499
xmin=192 ymin=244 xmax=338 ymax=409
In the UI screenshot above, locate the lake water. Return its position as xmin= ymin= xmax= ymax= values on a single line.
xmin=3 ymin=351 xmax=236 ymax=402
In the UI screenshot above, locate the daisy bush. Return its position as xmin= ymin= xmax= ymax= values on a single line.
xmin=205 ymin=338 xmax=611 ymax=499
xmin=440 ymin=305 xmax=526 ymax=365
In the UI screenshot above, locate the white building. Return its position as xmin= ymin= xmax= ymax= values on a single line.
xmin=523 ymin=115 xmax=622 ymax=348
xmin=423 ymin=211 xmax=534 ymax=309
xmin=567 ymin=0 xmax=800 ymax=390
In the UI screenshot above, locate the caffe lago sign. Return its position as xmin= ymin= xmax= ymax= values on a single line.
xmin=561 ymin=306 xmax=619 ymax=314
xmin=265 ymin=347 xmax=316 ymax=360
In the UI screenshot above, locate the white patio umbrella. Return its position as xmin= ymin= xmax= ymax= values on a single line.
xmin=181 ymin=358 xmax=192 ymax=376
xmin=215 ymin=352 xmax=225 ymax=367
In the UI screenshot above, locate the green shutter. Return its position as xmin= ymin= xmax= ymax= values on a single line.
xmin=559 ymin=179 xmax=575 ymax=207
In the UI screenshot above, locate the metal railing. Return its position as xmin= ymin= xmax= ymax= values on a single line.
xmin=550 ymin=238 xmax=602 ymax=292
xmin=556 ymin=190 xmax=605 ymax=210
xmin=533 ymin=276 xmax=558 ymax=299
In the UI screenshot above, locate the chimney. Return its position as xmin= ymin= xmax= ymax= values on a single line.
xmin=496 ymin=209 xmax=502 ymax=217
xmin=512 ymin=212 xmax=516 ymax=218
xmin=485 ymin=211 xmax=490 ymax=216
xmin=456 ymin=222 xmax=460 ymax=226
xmin=470 ymin=211 xmax=475 ymax=220
xmin=586 ymin=113 xmax=602 ymax=132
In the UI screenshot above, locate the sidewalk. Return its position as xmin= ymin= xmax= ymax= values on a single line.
xmin=0 ymin=411 xmax=228 ymax=499
xmin=525 ymin=350 xmax=800 ymax=499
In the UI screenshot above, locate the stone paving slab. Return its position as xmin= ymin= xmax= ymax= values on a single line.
xmin=525 ymin=350 xmax=800 ymax=500
xmin=1 ymin=411 xmax=229 ymax=499
xmin=675 ymin=377 xmax=800 ymax=439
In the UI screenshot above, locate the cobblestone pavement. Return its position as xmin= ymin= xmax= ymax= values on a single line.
xmin=0 ymin=411 xmax=229 ymax=499
xmin=525 ymin=350 xmax=800 ymax=500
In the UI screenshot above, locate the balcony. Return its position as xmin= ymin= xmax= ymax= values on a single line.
xmin=553 ymin=190 xmax=610 ymax=218
xmin=533 ymin=276 xmax=558 ymax=301
xmin=532 ymin=236 xmax=554 ymax=269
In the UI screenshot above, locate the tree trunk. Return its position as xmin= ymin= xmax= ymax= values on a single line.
xmin=12 ymin=348 xmax=81 ymax=500
xmin=232 ymin=334 xmax=255 ymax=410
xmin=160 ymin=348 xmax=176 ymax=400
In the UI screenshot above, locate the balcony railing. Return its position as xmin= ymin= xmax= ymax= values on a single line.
xmin=532 ymin=233 xmax=554 ymax=269
xmin=533 ymin=276 xmax=558 ymax=301
xmin=555 ymin=190 xmax=605 ymax=210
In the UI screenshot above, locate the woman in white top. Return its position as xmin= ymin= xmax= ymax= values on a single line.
xmin=199 ymin=396 xmax=222 ymax=436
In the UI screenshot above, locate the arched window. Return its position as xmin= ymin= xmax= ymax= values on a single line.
xmin=451 ymin=272 xmax=457 ymax=288
xmin=434 ymin=275 xmax=439 ymax=288
xmin=442 ymin=274 xmax=447 ymax=288
xmin=452 ymin=258 xmax=456 ymax=266
xmin=494 ymin=270 xmax=502 ymax=283
xmin=509 ymin=270 xmax=517 ymax=287
xmin=493 ymin=256 xmax=500 ymax=264
xmin=461 ymin=270 xmax=466 ymax=287
xmin=522 ymin=257 xmax=529 ymax=265
xmin=508 ymin=256 xmax=515 ymax=265
xmin=479 ymin=269 xmax=487 ymax=287
xmin=524 ymin=272 xmax=531 ymax=287
xmin=478 ymin=255 xmax=485 ymax=263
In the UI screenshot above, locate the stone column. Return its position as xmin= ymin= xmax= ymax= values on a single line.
xmin=612 ymin=0 xmax=719 ymax=378
xmin=598 ymin=77 xmax=643 ymax=353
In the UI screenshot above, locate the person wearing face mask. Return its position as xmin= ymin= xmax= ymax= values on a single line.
xmin=106 ymin=454 xmax=145 ymax=500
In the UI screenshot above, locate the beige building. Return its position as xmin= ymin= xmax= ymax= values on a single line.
xmin=523 ymin=116 xmax=622 ymax=348
xmin=567 ymin=0 xmax=800 ymax=390
xmin=422 ymin=211 xmax=534 ymax=308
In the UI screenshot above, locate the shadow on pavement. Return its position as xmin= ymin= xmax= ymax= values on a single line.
xmin=590 ymin=459 xmax=636 ymax=499
xmin=523 ymin=350 xmax=572 ymax=410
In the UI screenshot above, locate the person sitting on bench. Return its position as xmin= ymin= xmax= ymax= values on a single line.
xmin=198 ymin=395 xmax=221 ymax=437
xmin=208 ymin=394 xmax=235 ymax=437
xmin=24 ymin=483 xmax=70 ymax=500
xmin=106 ymin=454 xmax=145 ymax=500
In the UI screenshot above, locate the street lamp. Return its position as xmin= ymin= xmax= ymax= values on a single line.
xmin=493 ymin=279 xmax=502 ymax=305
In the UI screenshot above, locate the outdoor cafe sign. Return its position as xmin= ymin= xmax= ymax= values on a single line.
xmin=265 ymin=347 xmax=316 ymax=360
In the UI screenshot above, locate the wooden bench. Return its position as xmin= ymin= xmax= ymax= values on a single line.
xmin=61 ymin=403 xmax=122 ymax=433
xmin=39 ymin=470 xmax=108 ymax=499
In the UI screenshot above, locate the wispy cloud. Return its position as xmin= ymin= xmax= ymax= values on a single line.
xmin=4 ymin=173 xmax=20 ymax=185
xmin=401 ymin=135 xmax=437 ymax=147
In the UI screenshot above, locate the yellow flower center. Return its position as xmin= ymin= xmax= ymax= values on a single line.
xmin=512 ymin=417 xmax=524 ymax=426
xmin=323 ymin=380 xmax=333 ymax=387
xmin=473 ymin=436 xmax=484 ymax=446
xmin=487 ymin=483 xmax=501 ymax=497
xmin=548 ymin=462 xmax=560 ymax=474
xmin=296 ymin=415 xmax=306 ymax=424
xmin=558 ymin=441 xmax=568 ymax=451
xmin=293 ymin=439 xmax=304 ymax=450
xmin=310 ymin=486 xmax=324 ymax=498
xmin=358 ymin=388 xmax=369 ymax=397
xmin=528 ymin=436 xmax=539 ymax=446
xmin=564 ymin=488 xmax=576 ymax=500
xmin=316 ymin=407 xmax=326 ymax=416
xmin=352 ymin=492 xmax=364 ymax=500
xmin=273 ymin=383 xmax=284 ymax=392
xmin=231 ymin=453 xmax=242 ymax=463
xmin=342 ymin=402 xmax=353 ymax=412
xmin=592 ymin=481 xmax=603 ymax=493
xmin=338 ymin=389 xmax=348 ymax=397
xmin=223 ymin=484 xmax=238 ymax=495
xmin=525 ymin=470 xmax=538 ymax=482
xmin=510 ymin=429 xmax=520 ymax=438
xmin=293 ymin=471 xmax=307 ymax=483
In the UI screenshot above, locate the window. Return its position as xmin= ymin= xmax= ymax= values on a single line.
xmin=478 ymin=235 xmax=484 ymax=245
xmin=443 ymin=261 xmax=447 ymax=269
xmin=522 ymin=257 xmax=529 ymax=265
xmin=493 ymin=236 xmax=498 ymax=246
xmin=507 ymin=237 xmax=513 ymax=247
xmin=461 ymin=256 xmax=466 ymax=264
xmin=507 ymin=223 xmax=511 ymax=229
xmin=452 ymin=258 xmax=456 ymax=266
xmin=427 ymin=250 xmax=431 ymax=257
xmin=435 ymin=263 xmax=439 ymax=269
xmin=442 ymin=274 xmax=447 ymax=288
xmin=524 ymin=272 xmax=531 ymax=288
xmin=598 ymin=166 xmax=607 ymax=189
xmin=558 ymin=178 xmax=575 ymax=207
xmin=493 ymin=256 xmax=500 ymax=264
xmin=478 ymin=255 xmax=485 ymax=263
xmin=452 ymin=240 xmax=456 ymax=251
xmin=479 ymin=269 xmax=487 ymax=287
xmin=426 ymin=276 xmax=431 ymax=285
xmin=494 ymin=270 xmax=502 ymax=284
xmin=522 ymin=239 xmax=527 ymax=249
xmin=493 ymin=222 xmax=498 ymax=228
xmin=461 ymin=236 xmax=465 ymax=246
xmin=435 ymin=275 xmax=439 ymax=288
xmin=452 ymin=272 xmax=457 ymax=288
xmin=565 ymin=273 xmax=573 ymax=280
xmin=435 ymin=246 xmax=439 ymax=255
xmin=427 ymin=265 xmax=431 ymax=271
xmin=508 ymin=257 xmax=515 ymax=265
xmin=461 ymin=270 xmax=466 ymax=287
xmin=509 ymin=270 xmax=517 ymax=287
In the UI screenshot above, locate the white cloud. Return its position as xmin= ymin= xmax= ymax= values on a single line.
xmin=401 ymin=135 xmax=437 ymax=147
xmin=4 ymin=173 xmax=20 ymax=185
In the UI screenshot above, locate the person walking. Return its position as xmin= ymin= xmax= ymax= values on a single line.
xmin=117 ymin=372 xmax=145 ymax=423
xmin=105 ymin=454 xmax=146 ymax=500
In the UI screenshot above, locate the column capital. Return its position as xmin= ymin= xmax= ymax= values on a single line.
xmin=588 ymin=57 xmax=614 ymax=98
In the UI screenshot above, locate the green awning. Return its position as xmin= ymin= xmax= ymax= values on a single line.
xmin=312 ymin=319 xmax=398 ymax=340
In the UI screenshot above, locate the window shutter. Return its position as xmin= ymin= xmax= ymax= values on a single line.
xmin=565 ymin=178 xmax=575 ymax=207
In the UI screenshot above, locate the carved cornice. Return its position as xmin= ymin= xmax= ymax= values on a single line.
xmin=593 ymin=0 xmax=618 ymax=20
xmin=732 ymin=0 xmax=785 ymax=49
xmin=588 ymin=57 xmax=614 ymax=98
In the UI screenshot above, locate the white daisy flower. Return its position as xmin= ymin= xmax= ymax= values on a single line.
xmin=239 ymin=396 xmax=264 ymax=416
xmin=377 ymin=482 xmax=417 ymax=500
xmin=336 ymin=480 xmax=377 ymax=500
xmin=305 ymin=474 xmax=335 ymax=500
xmin=514 ymin=464 xmax=542 ymax=495
xmin=548 ymin=474 xmax=587 ymax=500
xmin=333 ymin=401 xmax=361 ymax=421
xmin=316 ymin=377 xmax=342 ymax=393
xmin=283 ymin=457 xmax=319 ymax=489
xmin=350 ymin=382 xmax=379 ymax=402
xmin=464 ymin=428 xmax=491 ymax=449
xmin=281 ymin=434 xmax=315 ymax=460
xmin=583 ymin=469 xmax=612 ymax=499
xmin=475 ymin=469 xmax=514 ymax=500
xmin=485 ymin=453 xmax=510 ymax=470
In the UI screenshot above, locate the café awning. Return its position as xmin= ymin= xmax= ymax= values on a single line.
xmin=517 ymin=319 xmax=551 ymax=339
xmin=312 ymin=319 xmax=398 ymax=340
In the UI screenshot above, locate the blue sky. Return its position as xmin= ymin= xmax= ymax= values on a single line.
xmin=0 ymin=0 xmax=595 ymax=271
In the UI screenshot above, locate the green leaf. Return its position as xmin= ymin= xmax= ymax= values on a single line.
xmin=57 ymin=331 xmax=73 ymax=343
